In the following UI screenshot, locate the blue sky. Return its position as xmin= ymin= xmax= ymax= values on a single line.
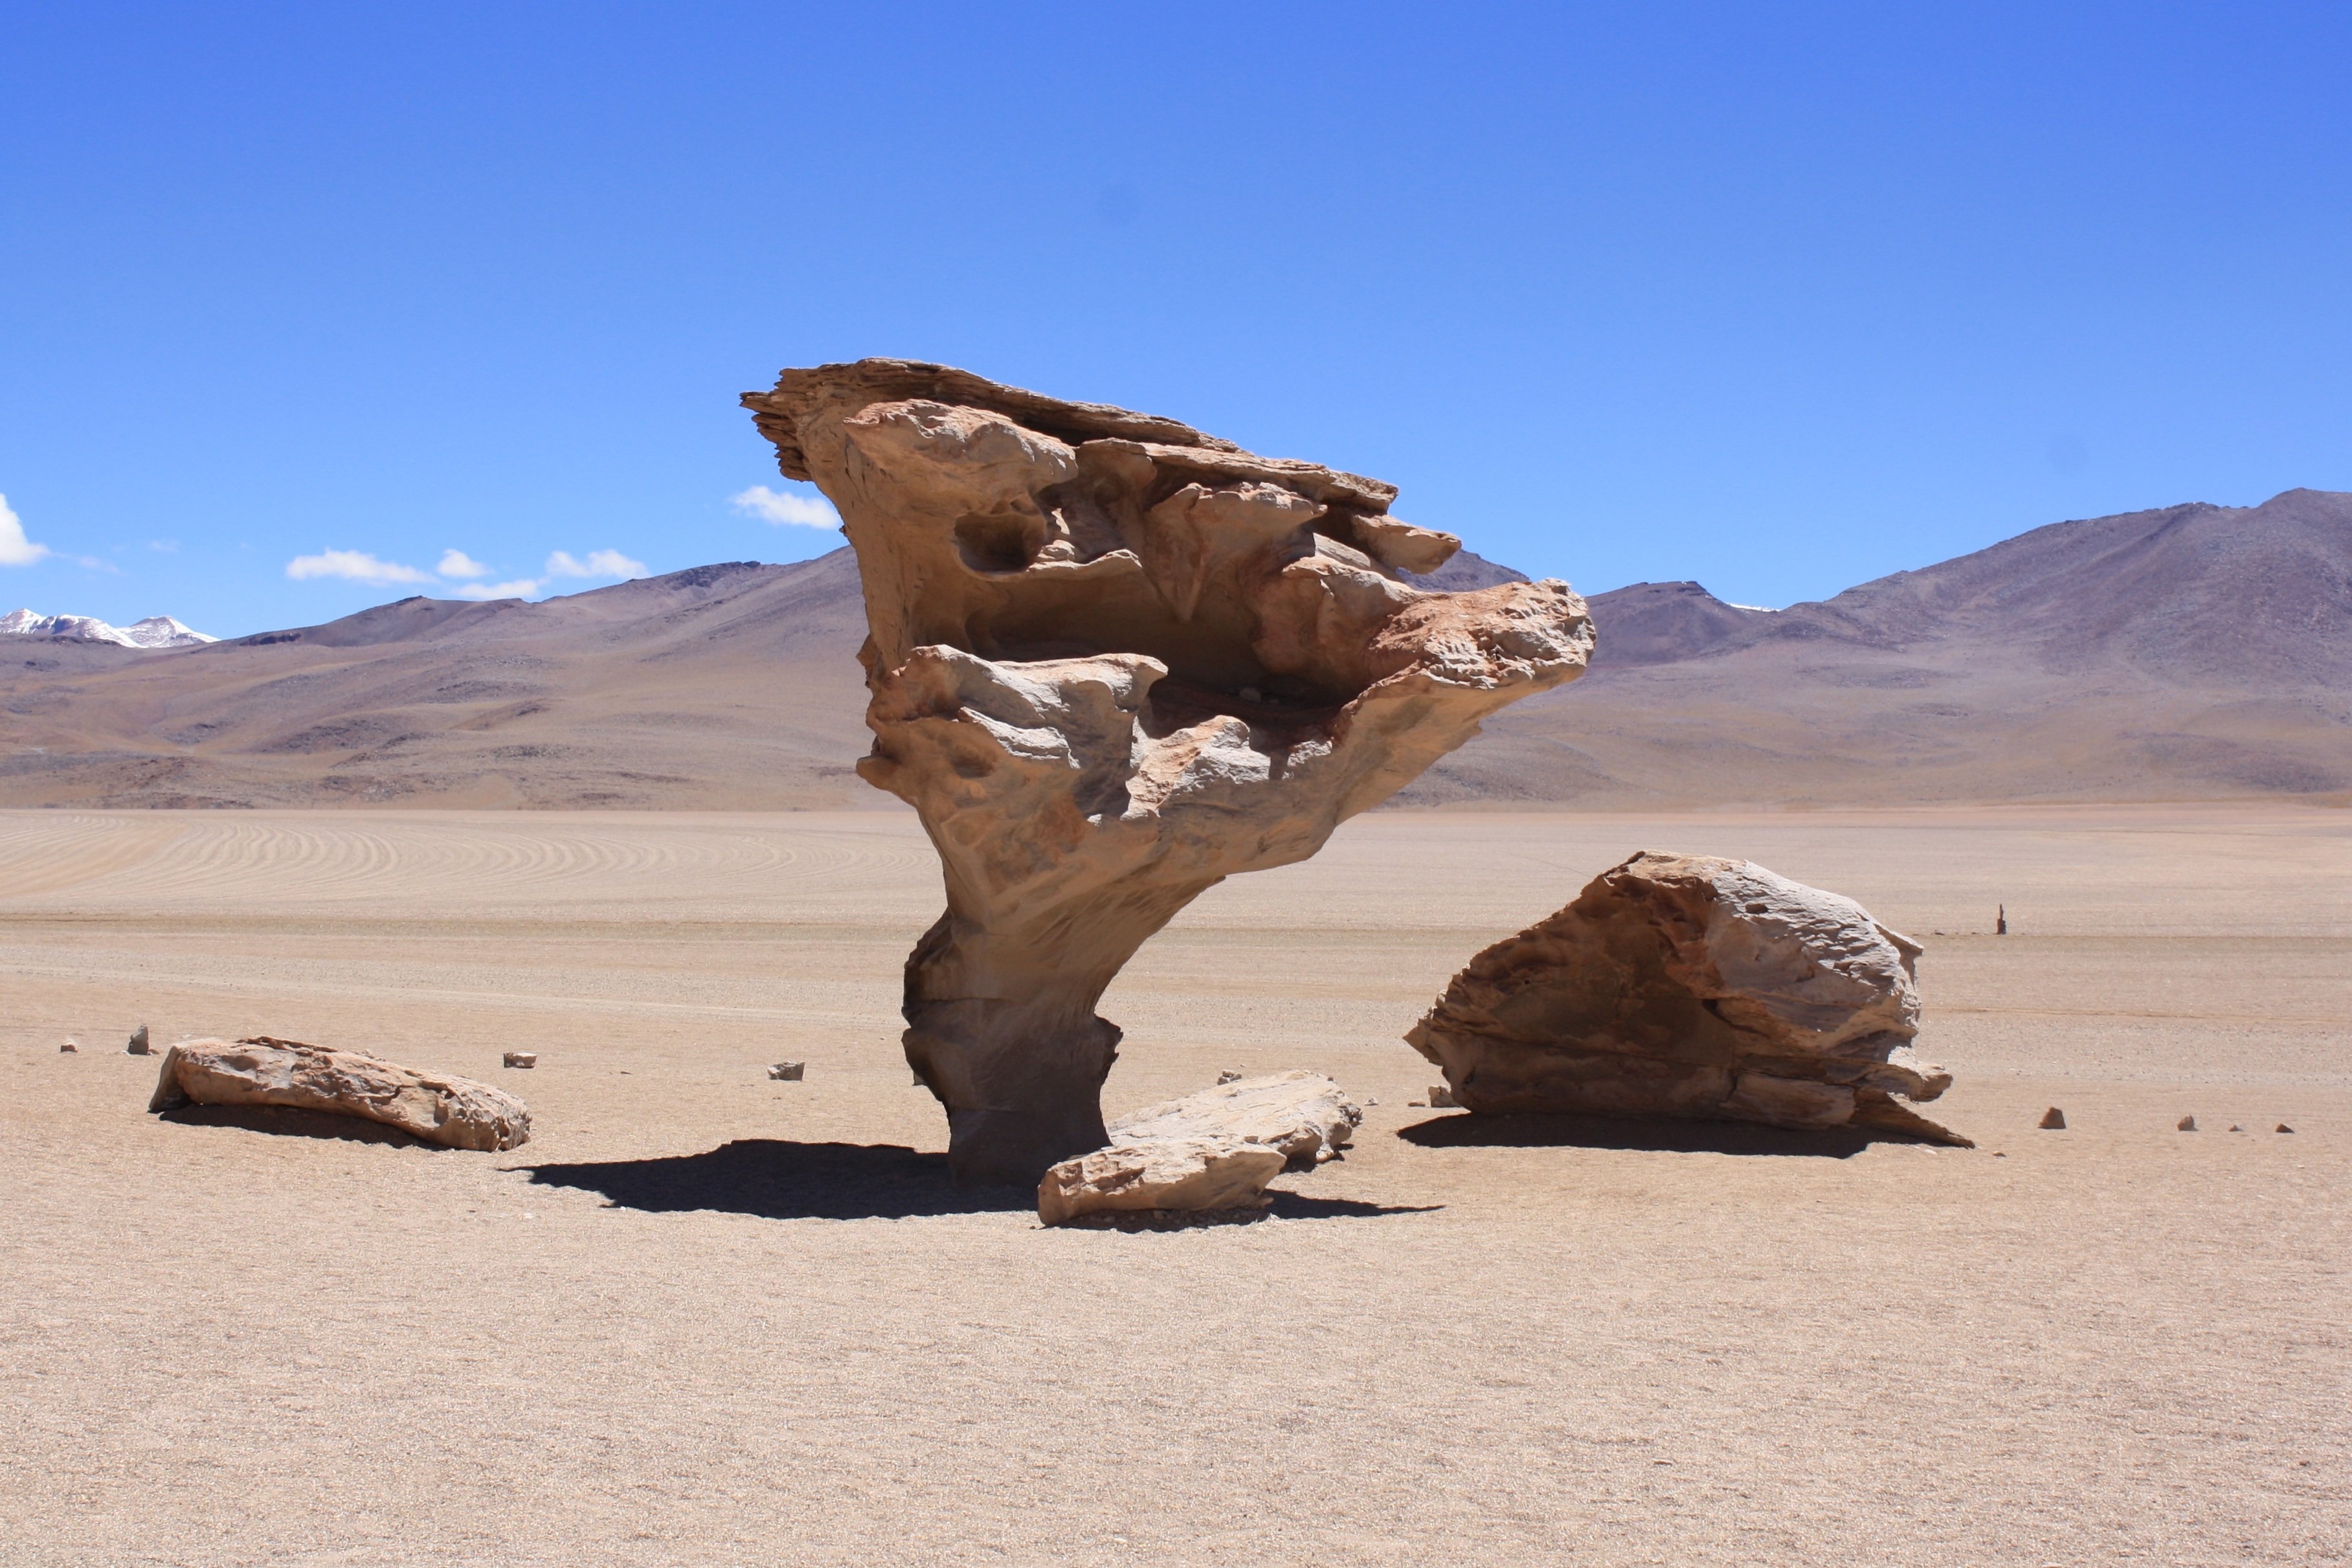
xmin=3 ymin=2 xmax=2347 ymax=635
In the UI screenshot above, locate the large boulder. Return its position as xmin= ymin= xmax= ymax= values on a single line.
xmin=148 ymin=1036 xmax=531 ymax=1151
xmin=1406 ymin=853 xmax=1967 ymax=1145
xmin=1036 ymin=1137 xmax=1288 ymax=1226
xmin=744 ymin=359 xmax=1593 ymax=1183
xmin=1107 ymin=1070 xmax=1361 ymax=1167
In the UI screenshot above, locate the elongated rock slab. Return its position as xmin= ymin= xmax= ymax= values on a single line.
xmin=149 ymin=1036 xmax=531 ymax=1151
xmin=1407 ymin=853 xmax=1967 ymax=1145
xmin=745 ymin=360 xmax=1593 ymax=1183
xmin=1108 ymin=1070 xmax=1361 ymax=1167
xmin=1037 ymin=1137 xmax=1288 ymax=1226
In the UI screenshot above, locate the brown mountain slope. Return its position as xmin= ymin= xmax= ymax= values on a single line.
xmin=3 ymin=495 xmax=2347 ymax=809
xmin=0 ymin=555 xmax=874 ymax=808
xmin=1399 ymin=488 xmax=2352 ymax=806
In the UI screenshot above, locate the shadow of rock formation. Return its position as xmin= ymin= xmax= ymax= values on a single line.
xmin=1394 ymin=1110 xmax=1959 ymax=1159
xmin=157 ymin=1103 xmax=436 ymax=1147
xmin=522 ymin=1138 xmax=1440 ymax=1223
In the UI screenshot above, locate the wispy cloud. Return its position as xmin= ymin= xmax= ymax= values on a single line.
xmin=546 ymin=548 xmax=648 ymax=579
xmin=731 ymin=484 xmax=839 ymax=528
xmin=436 ymin=549 xmax=491 ymax=579
xmin=454 ymin=577 xmax=544 ymax=601
xmin=286 ymin=548 xmax=434 ymax=585
xmin=0 ymin=493 xmax=51 ymax=566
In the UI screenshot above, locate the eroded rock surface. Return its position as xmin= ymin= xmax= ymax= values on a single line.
xmin=1037 ymin=1138 xmax=1288 ymax=1226
xmin=745 ymin=360 xmax=1593 ymax=1182
xmin=1108 ymin=1070 xmax=1361 ymax=1167
xmin=148 ymin=1036 xmax=531 ymax=1151
xmin=1407 ymin=852 xmax=1967 ymax=1145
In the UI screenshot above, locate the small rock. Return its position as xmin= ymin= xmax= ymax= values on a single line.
xmin=768 ymin=1061 xmax=805 ymax=1081
xmin=1407 ymin=1099 xmax=1427 ymax=1108
xmin=2177 ymin=1115 xmax=2197 ymax=1132
xmin=1108 ymin=1070 xmax=1363 ymax=1167
xmin=1215 ymin=1070 xmax=1243 ymax=1085
xmin=59 ymin=1039 xmax=79 ymax=1053
xmin=503 ymin=1051 xmax=537 ymax=1070
xmin=1429 ymin=1084 xmax=1459 ymax=1110
xmin=1365 ymin=1095 xmax=1378 ymax=1107
xmin=2228 ymin=1124 xmax=2243 ymax=1133
xmin=2276 ymin=1123 xmax=2294 ymax=1134
xmin=1037 ymin=1137 xmax=1286 ymax=1226
xmin=2038 ymin=1107 xmax=2066 ymax=1130
xmin=126 ymin=1025 xmax=152 ymax=1055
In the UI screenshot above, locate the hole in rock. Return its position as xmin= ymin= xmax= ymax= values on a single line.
xmin=954 ymin=511 xmax=1044 ymax=574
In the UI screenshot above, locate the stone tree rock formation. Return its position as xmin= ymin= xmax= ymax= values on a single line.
xmin=743 ymin=360 xmax=1594 ymax=1183
xmin=1407 ymin=852 xmax=1967 ymax=1144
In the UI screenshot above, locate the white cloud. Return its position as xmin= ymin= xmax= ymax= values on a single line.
xmin=286 ymin=549 xmax=433 ymax=585
xmin=546 ymin=548 xmax=647 ymax=579
xmin=437 ymin=549 xmax=492 ymax=579
xmin=454 ymin=578 xmax=544 ymax=601
xmin=731 ymin=484 xmax=839 ymax=528
xmin=0 ymin=493 xmax=51 ymax=566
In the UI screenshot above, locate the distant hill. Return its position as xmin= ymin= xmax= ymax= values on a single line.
xmin=0 ymin=555 xmax=872 ymax=809
xmin=1398 ymin=487 xmax=2352 ymax=806
xmin=3 ymin=493 xmax=2347 ymax=809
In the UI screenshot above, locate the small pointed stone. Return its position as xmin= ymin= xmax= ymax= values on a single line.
xmin=2177 ymin=1115 xmax=2197 ymax=1132
xmin=2228 ymin=1124 xmax=2243 ymax=1132
xmin=1429 ymin=1084 xmax=1459 ymax=1110
xmin=126 ymin=1024 xmax=152 ymax=1055
xmin=2038 ymin=1106 xmax=2066 ymax=1129
xmin=2276 ymin=1123 xmax=2294 ymax=1134
xmin=768 ymin=1061 xmax=805 ymax=1082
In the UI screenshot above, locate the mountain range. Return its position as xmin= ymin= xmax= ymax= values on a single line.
xmin=3 ymin=487 xmax=2346 ymax=809
xmin=1 ymin=609 xmax=215 ymax=649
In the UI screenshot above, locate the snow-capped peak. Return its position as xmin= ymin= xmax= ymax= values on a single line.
xmin=0 ymin=609 xmax=216 ymax=648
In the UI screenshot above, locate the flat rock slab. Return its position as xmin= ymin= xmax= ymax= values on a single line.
xmin=1108 ymin=1069 xmax=1363 ymax=1167
xmin=1408 ymin=851 xmax=1967 ymax=1145
xmin=149 ymin=1037 xmax=530 ymax=1151
xmin=1037 ymin=1137 xmax=1287 ymax=1226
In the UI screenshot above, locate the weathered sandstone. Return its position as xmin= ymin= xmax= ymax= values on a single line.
xmin=148 ymin=1036 xmax=530 ymax=1151
xmin=1109 ymin=1070 xmax=1361 ymax=1166
xmin=745 ymin=359 xmax=1593 ymax=1182
xmin=1407 ymin=852 xmax=1967 ymax=1145
xmin=1036 ymin=1137 xmax=1288 ymax=1226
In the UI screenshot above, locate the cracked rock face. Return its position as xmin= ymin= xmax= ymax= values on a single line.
xmin=1406 ymin=853 xmax=1967 ymax=1145
xmin=744 ymin=360 xmax=1594 ymax=1183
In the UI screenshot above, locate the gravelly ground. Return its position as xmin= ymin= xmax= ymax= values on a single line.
xmin=3 ymin=805 xmax=2346 ymax=1565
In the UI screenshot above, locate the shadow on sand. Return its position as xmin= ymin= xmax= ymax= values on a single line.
xmin=522 ymin=1139 xmax=1441 ymax=1223
xmin=157 ymin=1104 xmax=434 ymax=1147
xmin=1395 ymin=1110 xmax=1939 ymax=1159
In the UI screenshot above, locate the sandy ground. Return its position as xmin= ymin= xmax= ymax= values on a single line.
xmin=2 ymin=805 xmax=2347 ymax=1565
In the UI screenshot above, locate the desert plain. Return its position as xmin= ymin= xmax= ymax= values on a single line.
xmin=1 ymin=803 xmax=2346 ymax=1565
